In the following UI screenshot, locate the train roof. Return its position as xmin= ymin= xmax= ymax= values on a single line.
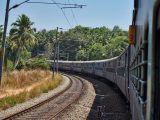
xmin=48 ymin=57 xmax=118 ymax=64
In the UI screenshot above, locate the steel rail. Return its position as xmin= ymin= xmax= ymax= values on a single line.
xmin=2 ymin=74 xmax=84 ymax=120
xmin=51 ymin=74 xmax=84 ymax=119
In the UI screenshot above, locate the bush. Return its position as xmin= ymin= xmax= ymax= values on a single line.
xmin=7 ymin=60 xmax=14 ymax=70
xmin=16 ymin=59 xmax=26 ymax=70
xmin=4 ymin=59 xmax=14 ymax=71
xmin=26 ymin=57 xmax=50 ymax=70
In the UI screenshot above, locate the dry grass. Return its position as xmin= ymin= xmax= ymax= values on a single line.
xmin=0 ymin=70 xmax=63 ymax=110
xmin=28 ymin=74 xmax=62 ymax=99
xmin=1 ymin=69 xmax=51 ymax=89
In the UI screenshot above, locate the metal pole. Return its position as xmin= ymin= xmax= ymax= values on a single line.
xmin=53 ymin=44 xmax=56 ymax=77
xmin=56 ymin=28 xmax=63 ymax=73
xmin=57 ymin=41 xmax=59 ymax=73
xmin=0 ymin=0 xmax=10 ymax=86
xmin=56 ymin=45 xmax=58 ymax=73
xmin=55 ymin=27 xmax=58 ymax=74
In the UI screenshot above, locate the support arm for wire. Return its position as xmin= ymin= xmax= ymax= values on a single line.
xmin=26 ymin=1 xmax=86 ymax=8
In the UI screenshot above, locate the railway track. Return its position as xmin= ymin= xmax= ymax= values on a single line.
xmin=2 ymin=74 xmax=84 ymax=120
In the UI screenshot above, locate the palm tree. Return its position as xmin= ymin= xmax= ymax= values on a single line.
xmin=9 ymin=14 xmax=36 ymax=69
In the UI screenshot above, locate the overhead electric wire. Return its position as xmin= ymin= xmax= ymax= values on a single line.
xmin=67 ymin=0 xmax=78 ymax=26
xmin=61 ymin=8 xmax=72 ymax=27
xmin=71 ymin=9 xmax=78 ymax=25
xmin=27 ymin=1 xmax=77 ymax=6
xmin=9 ymin=0 xmax=30 ymax=11
xmin=51 ymin=0 xmax=72 ymax=27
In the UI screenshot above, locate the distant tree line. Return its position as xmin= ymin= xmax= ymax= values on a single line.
xmin=32 ymin=25 xmax=128 ymax=61
xmin=0 ymin=14 xmax=128 ymax=70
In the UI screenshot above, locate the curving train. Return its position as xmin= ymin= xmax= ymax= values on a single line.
xmin=50 ymin=0 xmax=160 ymax=120
xmin=56 ymin=49 xmax=132 ymax=118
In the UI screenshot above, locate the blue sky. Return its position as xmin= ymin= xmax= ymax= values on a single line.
xmin=0 ymin=0 xmax=134 ymax=31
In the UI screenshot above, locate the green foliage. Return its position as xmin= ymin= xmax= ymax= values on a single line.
xmin=6 ymin=14 xmax=128 ymax=68
xmin=9 ymin=14 xmax=36 ymax=69
xmin=76 ymin=49 xmax=87 ymax=60
xmin=16 ymin=59 xmax=26 ymax=70
xmin=0 ymin=25 xmax=3 ymax=42
xmin=31 ymin=29 xmax=56 ymax=57
xmin=88 ymin=43 xmax=106 ymax=60
xmin=15 ymin=57 xmax=49 ymax=70
xmin=6 ymin=60 xmax=14 ymax=71
xmin=76 ymin=43 xmax=106 ymax=60
xmin=0 ymin=91 xmax=28 ymax=110
xmin=31 ymin=25 xmax=128 ymax=60
xmin=21 ymin=50 xmax=31 ymax=60
xmin=106 ymin=36 xmax=128 ymax=57
xmin=25 ymin=57 xmax=50 ymax=70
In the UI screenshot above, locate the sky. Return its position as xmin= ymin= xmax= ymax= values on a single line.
xmin=0 ymin=0 xmax=134 ymax=31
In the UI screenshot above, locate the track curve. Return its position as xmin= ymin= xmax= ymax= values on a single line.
xmin=3 ymin=74 xmax=84 ymax=120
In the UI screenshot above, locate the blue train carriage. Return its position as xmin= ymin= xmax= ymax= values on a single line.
xmin=93 ymin=60 xmax=104 ymax=77
xmin=72 ymin=61 xmax=83 ymax=72
xmin=116 ymin=49 xmax=130 ymax=100
xmin=58 ymin=61 xmax=73 ymax=71
xmin=81 ymin=61 xmax=94 ymax=74
xmin=101 ymin=58 xmax=117 ymax=84
xmin=128 ymin=0 xmax=149 ymax=119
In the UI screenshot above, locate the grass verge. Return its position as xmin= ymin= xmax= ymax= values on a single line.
xmin=1 ymin=69 xmax=51 ymax=89
xmin=0 ymin=73 xmax=63 ymax=110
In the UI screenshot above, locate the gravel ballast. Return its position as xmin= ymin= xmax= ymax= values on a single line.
xmin=53 ymin=75 xmax=130 ymax=120
xmin=53 ymin=77 xmax=96 ymax=120
xmin=0 ymin=75 xmax=70 ymax=119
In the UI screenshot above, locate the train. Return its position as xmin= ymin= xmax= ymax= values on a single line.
xmin=50 ymin=0 xmax=160 ymax=120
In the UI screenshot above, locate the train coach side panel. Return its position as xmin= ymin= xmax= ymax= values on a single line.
xmin=72 ymin=63 xmax=82 ymax=72
xmin=94 ymin=62 xmax=104 ymax=77
xmin=116 ymin=53 xmax=127 ymax=97
xmin=103 ymin=60 xmax=117 ymax=84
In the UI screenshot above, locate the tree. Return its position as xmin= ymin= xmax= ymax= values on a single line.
xmin=32 ymin=25 xmax=128 ymax=61
xmin=76 ymin=49 xmax=87 ymax=60
xmin=106 ymin=36 xmax=128 ymax=57
xmin=31 ymin=29 xmax=57 ymax=58
xmin=88 ymin=43 xmax=106 ymax=60
xmin=0 ymin=25 xmax=3 ymax=44
xmin=112 ymin=25 xmax=127 ymax=37
xmin=9 ymin=14 xmax=36 ymax=69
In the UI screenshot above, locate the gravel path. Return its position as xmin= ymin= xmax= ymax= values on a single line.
xmin=0 ymin=76 xmax=70 ymax=119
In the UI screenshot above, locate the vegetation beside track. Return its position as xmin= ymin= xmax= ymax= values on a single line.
xmin=0 ymin=15 xmax=63 ymax=111
xmin=0 ymin=14 xmax=128 ymax=69
xmin=0 ymin=12 xmax=127 ymax=111
xmin=0 ymin=70 xmax=63 ymax=110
